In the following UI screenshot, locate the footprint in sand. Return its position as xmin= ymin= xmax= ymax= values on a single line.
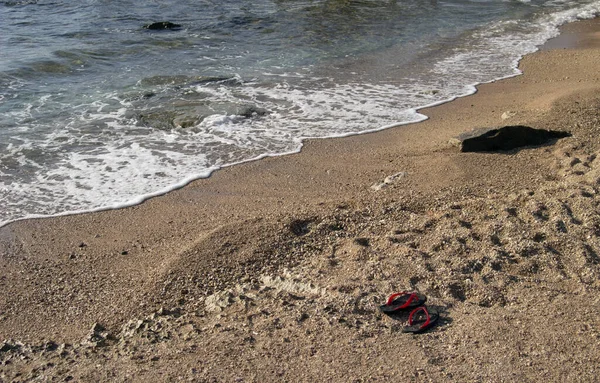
xmin=552 ymin=145 xmax=600 ymax=180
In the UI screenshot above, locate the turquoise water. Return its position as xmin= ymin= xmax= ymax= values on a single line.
xmin=1 ymin=0 xmax=600 ymax=226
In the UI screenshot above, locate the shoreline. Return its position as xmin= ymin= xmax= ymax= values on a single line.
xmin=1 ymin=18 xmax=600 ymax=382
xmin=3 ymin=16 xmax=598 ymax=231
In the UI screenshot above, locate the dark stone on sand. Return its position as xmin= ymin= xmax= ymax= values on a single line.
xmin=451 ymin=125 xmax=571 ymax=152
xmin=144 ymin=22 xmax=182 ymax=30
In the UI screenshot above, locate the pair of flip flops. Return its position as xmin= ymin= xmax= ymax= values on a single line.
xmin=379 ymin=292 xmax=438 ymax=334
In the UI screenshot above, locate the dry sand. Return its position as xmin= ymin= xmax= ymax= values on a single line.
xmin=1 ymin=18 xmax=600 ymax=383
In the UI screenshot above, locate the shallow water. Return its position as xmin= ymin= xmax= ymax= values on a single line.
xmin=1 ymin=0 xmax=600 ymax=227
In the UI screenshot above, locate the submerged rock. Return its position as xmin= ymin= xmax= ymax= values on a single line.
xmin=450 ymin=125 xmax=571 ymax=153
xmin=239 ymin=105 xmax=268 ymax=118
xmin=144 ymin=21 xmax=182 ymax=30
xmin=138 ymin=111 xmax=178 ymax=130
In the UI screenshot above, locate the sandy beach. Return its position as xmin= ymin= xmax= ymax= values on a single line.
xmin=2 ymin=18 xmax=600 ymax=382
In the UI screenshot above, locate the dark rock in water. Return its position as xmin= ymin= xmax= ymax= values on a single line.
xmin=144 ymin=22 xmax=182 ymax=30
xmin=138 ymin=111 xmax=178 ymax=130
xmin=139 ymin=75 xmax=193 ymax=87
xmin=450 ymin=125 xmax=571 ymax=153
xmin=239 ymin=106 xmax=268 ymax=118
xmin=3 ymin=0 xmax=38 ymax=6
xmin=138 ymin=75 xmax=234 ymax=88
xmin=188 ymin=76 xmax=239 ymax=86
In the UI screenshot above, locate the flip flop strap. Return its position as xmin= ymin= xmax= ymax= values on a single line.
xmin=386 ymin=291 xmax=416 ymax=307
xmin=408 ymin=306 xmax=431 ymax=329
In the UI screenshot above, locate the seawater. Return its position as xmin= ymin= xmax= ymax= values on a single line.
xmin=1 ymin=0 xmax=600 ymax=227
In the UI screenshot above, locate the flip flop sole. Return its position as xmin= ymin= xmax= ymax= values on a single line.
xmin=402 ymin=307 xmax=439 ymax=334
xmin=379 ymin=292 xmax=427 ymax=313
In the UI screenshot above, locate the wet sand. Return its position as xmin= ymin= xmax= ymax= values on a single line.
xmin=1 ymin=18 xmax=600 ymax=382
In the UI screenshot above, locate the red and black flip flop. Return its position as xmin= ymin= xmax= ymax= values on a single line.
xmin=402 ymin=306 xmax=439 ymax=334
xmin=379 ymin=292 xmax=427 ymax=314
